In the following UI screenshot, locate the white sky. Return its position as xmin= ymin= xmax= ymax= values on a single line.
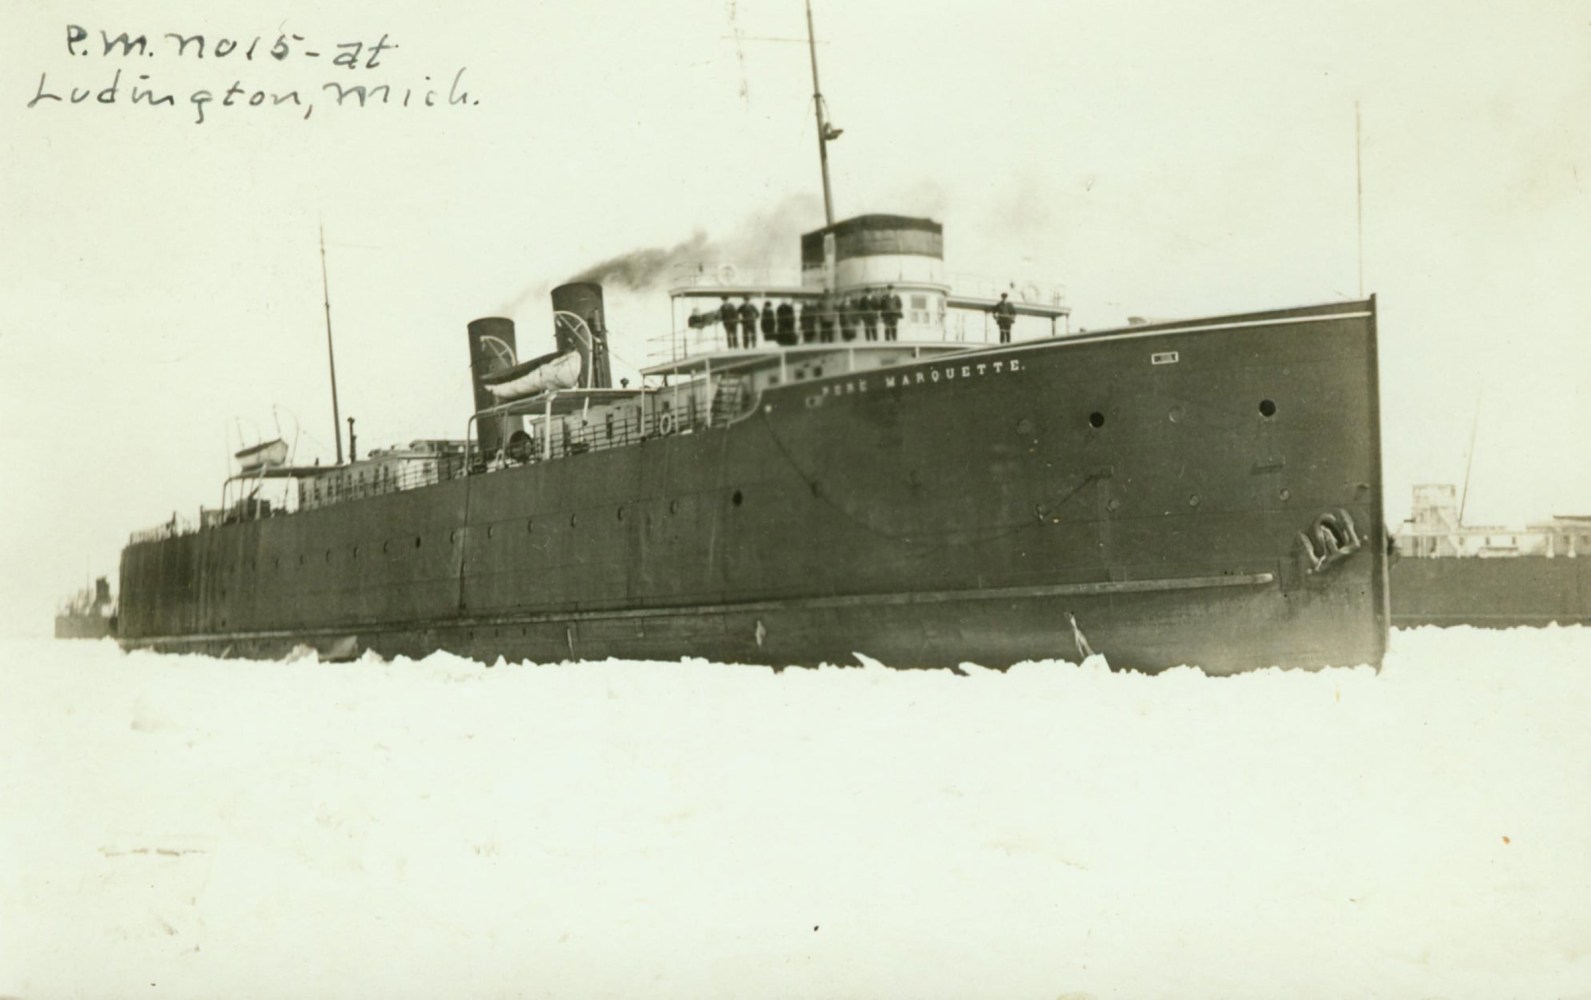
xmin=2 ymin=0 xmax=1589 ymax=633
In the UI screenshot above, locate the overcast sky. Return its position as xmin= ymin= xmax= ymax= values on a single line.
xmin=2 ymin=0 xmax=1587 ymax=633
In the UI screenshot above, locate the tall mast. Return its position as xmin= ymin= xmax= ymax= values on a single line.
xmin=319 ymin=224 xmax=345 ymax=465
xmin=806 ymin=0 xmax=838 ymax=225
xmin=1459 ymin=389 xmax=1482 ymax=527
xmin=1355 ymin=101 xmax=1364 ymax=299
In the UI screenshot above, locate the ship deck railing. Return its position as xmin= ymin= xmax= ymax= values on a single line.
xmin=129 ymin=512 xmax=201 ymax=544
xmin=471 ymin=385 xmax=738 ymax=470
xmin=654 ymin=268 xmax=1069 ymax=365
xmin=130 ymin=394 xmax=744 ymax=539
xmin=668 ymin=264 xmax=803 ymax=291
xmin=648 ymin=309 xmax=1070 ymax=366
xmin=664 ymin=264 xmax=1066 ymax=304
xmin=131 ymin=381 xmax=755 ymax=538
xmin=287 ymin=455 xmax=470 ymax=513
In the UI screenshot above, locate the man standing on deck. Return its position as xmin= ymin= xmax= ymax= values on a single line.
xmin=799 ymin=300 xmax=817 ymax=343
xmin=738 ymin=297 xmax=760 ymax=348
xmin=818 ymin=293 xmax=837 ymax=343
xmin=760 ymin=300 xmax=777 ymax=346
xmin=776 ymin=299 xmax=796 ymax=344
xmin=881 ymin=285 xmax=903 ymax=341
xmin=993 ymin=292 xmax=1017 ymax=344
xmin=860 ymin=288 xmax=879 ymax=341
xmin=718 ymin=296 xmax=739 ymax=349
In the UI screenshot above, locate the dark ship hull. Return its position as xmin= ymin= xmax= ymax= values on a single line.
xmin=1391 ymin=556 xmax=1591 ymax=628
xmin=117 ymin=299 xmax=1389 ymax=674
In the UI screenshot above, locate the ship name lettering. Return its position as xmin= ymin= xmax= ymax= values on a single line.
xmin=853 ymin=356 xmax=1024 ymax=403
xmin=818 ymin=378 xmax=868 ymax=398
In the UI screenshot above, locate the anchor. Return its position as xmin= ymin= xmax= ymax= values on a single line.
xmin=1297 ymin=508 xmax=1363 ymax=574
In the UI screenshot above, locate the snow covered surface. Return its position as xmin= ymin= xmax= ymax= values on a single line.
xmin=3 ymin=628 xmax=1589 ymax=999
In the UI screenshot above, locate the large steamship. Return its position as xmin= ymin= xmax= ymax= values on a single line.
xmin=112 ymin=8 xmax=1389 ymax=673
xmin=116 ymin=212 xmax=1389 ymax=672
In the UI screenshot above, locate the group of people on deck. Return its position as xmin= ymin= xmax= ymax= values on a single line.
xmin=696 ymin=287 xmax=907 ymax=349
xmin=692 ymin=287 xmax=1022 ymax=349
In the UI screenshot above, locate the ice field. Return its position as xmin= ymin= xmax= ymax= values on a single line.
xmin=3 ymin=627 xmax=1589 ymax=999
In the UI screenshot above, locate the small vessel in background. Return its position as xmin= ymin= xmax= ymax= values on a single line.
xmin=54 ymin=576 xmax=116 ymax=639
xmin=1391 ymin=484 xmax=1591 ymax=626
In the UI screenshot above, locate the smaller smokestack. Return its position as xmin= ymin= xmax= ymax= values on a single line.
xmin=466 ymin=317 xmax=524 ymax=459
xmin=551 ymin=283 xmax=612 ymax=389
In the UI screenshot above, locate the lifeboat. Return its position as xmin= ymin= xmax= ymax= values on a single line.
xmin=481 ymin=349 xmax=583 ymax=401
xmin=234 ymin=438 xmax=289 ymax=473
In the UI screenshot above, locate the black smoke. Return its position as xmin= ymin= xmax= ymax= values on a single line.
xmin=569 ymin=231 xmax=715 ymax=291
xmin=566 ymin=192 xmax=823 ymax=292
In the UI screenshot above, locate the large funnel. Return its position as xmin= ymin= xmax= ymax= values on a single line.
xmin=466 ymin=317 xmax=523 ymax=459
xmin=551 ymin=283 xmax=612 ymax=389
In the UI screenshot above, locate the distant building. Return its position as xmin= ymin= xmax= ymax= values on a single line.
xmin=1396 ymin=483 xmax=1591 ymax=558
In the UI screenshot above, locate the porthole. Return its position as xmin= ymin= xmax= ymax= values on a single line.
xmin=1107 ymin=498 xmax=1121 ymax=512
xmin=732 ymin=489 xmax=744 ymax=507
xmin=414 ymin=536 xmax=422 ymax=548
xmin=1015 ymin=417 xmax=1034 ymax=436
xmin=526 ymin=518 xmax=535 ymax=533
xmin=382 ymin=541 xmax=389 ymax=554
xmin=616 ymin=507 xmax=625 ymax=521
xmin=1259 ymin=399 xmax=1277 ymax=418
xmin=325 ymin=549 xmax=332 ymax=562
xmin=1188 ymin=494 xmax=1201 ymax=508
xmin=1279 ymin=488 xmax=1292 ymax=502
xmin=450 ymin=529 xmax=459 ymax=543
xmin=487 ymin=525 xmax=495 ymax=538
xmin=1089 ymin=411 xmax=1105 ymax=428
xmin=570 ymin=513 xmax=579 ymax=527
xmin=669 ymin=499 xmax=680 ymax=514
xmin=352 ymin=545 xmax=359 ymax=558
